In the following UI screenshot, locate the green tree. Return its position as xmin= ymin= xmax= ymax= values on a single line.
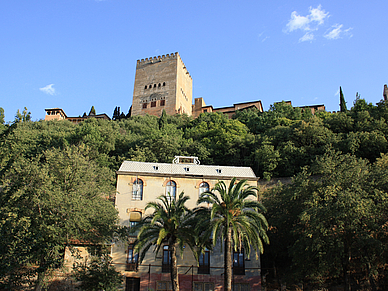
xmin=0 ymin=107 xmax=4 ymax=124
xmin=158 ymin=109 xmax=168 ymax=130
xmin=133 ymin=192 xmax=198 ymax=291
xmin=0 ymin=145 xmax=118 ymax=290
xmin=89 ymin=106 xmax=96 ymax=116
xmin=263 ymin=151 xmax=388 ymax=289
xmin=254 ymin=138 xmax=280 ymax=180
xmin=198 ymin=178 xmax=269 ymax=291
xmin=340 ymin=86 xmax=347 ymax=112
xmin=72 ymin=253 xmax=122 ymax=291
xmin=14 ymin=107 xmax=31 ymax=123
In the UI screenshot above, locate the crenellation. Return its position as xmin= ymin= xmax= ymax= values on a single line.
xmin=137 ymin=52 xmax=179 ymax=67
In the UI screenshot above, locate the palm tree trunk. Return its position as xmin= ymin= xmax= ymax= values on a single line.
xmin=170 ymin=242 xmax=179 ymax=291
xmin=224 ymin=227 xmax=232 ymax=291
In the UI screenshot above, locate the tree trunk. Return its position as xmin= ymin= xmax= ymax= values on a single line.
xmin=224 ymin=227 xmax=232 ymax=291
xmin=343 ymin=241 xmax=351 ymax=291
xmin=34 ymin=270 xmax=45 ymax=291
xmin=170 ymin=241 xmax=179 ymax=291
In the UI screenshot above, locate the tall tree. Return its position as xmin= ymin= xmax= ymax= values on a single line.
xmin=158 ymin=109 xmax=168 ymax=130
xmin=0 ymin=107 xmax=4 ymax=124
xmin=133 ymin=192 xmax=198 ymax=291
xmin=340 ymin=86 xmax=347 ymax=112
xmin=198 ymin=178 xmax=269 ymax=291
xmin=89 ymin=106 xmax=96 ymax=116
xmin=0 ymin=145 xmax=118 ymax=290
xmin=14 ymin=107 xmax=31 ymax=123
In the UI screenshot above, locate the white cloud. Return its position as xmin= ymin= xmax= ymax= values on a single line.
xmin=285 ymin=5 xmax=352 ymax=42
xmin=285 ymin=11 xmax=310 ymax=32
xmin=344 ymin=27 xmax=354 ymax=38
xmin=284 ymin=5 xmax=329 ymax=33
xmin=324 ymin=24 xmax=343 ymax=39
xmin=299 ymin=32 xmax=314 ymax=42
xmin=309 ymin=5 xmax=329 ymax=25
xmin=40 ymin=84 xmax=55 ymax=95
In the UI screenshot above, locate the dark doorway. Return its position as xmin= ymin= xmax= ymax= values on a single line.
xmin=126 ymin=277 xmax=140 ymax=291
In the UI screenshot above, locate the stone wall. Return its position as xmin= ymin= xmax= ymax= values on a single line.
xmin=131 ymin=52 xmax=193 ymax=117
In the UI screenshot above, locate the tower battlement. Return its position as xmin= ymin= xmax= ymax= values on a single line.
xmin=136 ymin=52 xmax=192 ymax=79
xmin=137 ymin=52 xmax=178 ymax=66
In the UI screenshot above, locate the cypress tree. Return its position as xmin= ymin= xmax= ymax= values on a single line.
xmin=340 ymin=86 xmax=347 ymax=112
xmin=158 ymin=109 xmax=167 ymax=130
xmin=89 ymin=106 xmax=96 ymax=116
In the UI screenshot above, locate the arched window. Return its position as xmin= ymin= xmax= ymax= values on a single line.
xmin=132 ymin=179 xmax=143 ymax=200
xmin=144 ymin=85 xmax=147 ymax=89
xmin=166 ymin=180 xmax=176 ymax=201
xmin=163 ymin=82 xmax=166 ymax=86
xmin=199 ymin=182 xmax=209 ymax=195
xmin=158 ymin=83 xmax=161 ymax=87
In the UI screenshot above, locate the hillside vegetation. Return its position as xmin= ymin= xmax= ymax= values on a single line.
xmin=1 ymin=96 xmax=388 ymax=289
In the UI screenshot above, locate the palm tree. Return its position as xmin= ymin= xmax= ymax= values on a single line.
xmin=197 ymin=178 xmax=269 ymax=291
xmin=132 ymin=192 xmax=197 ymax=291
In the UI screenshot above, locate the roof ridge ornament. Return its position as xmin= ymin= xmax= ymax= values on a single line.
xmin=173 ymin=156 xmax=200 ymax=165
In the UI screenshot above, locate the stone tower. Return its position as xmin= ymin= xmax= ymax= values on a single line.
xmin=384 ymin=84 xmax=388 ymax=101
xmin=131 ymin=52 xmax=193 ymax=117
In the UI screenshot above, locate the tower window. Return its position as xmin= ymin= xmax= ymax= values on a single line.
xmin=151 ymin=101 xmax=156 ymax=107
xmin=160 ymin=100 xmax=165 ymax=106
xmin=163 ymin=82 xmax=166 ymax=86
xmin=149 ymin=85 xmax=152 ymax=89
xmin=154 ymin=84 xmax=156 ymax=88
xmin=144 ymin=85 xmax=147 ymax=89
xmin=143 ymin=103 xmax=148 ymax=109
xmin=158 ymin=83 xmax=161 ymax=87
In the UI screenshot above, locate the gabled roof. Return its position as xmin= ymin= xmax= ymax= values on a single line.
xmin=117 ymin=161 xmax=258 ymax=180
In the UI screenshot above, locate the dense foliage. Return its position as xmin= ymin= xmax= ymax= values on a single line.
xmin=1 ymin=93 xmax=388 ymax=289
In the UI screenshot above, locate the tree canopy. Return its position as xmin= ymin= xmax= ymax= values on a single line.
xmin=0 ymin=145 xmax=118 ymax=290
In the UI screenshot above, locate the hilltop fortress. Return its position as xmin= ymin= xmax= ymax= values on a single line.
xmin=45 ymin=52 xmax=328 ymax=122
xmin=131 ymin=52 xmax=264 ymax=118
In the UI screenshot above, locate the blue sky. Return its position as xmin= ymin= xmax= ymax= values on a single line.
xmin=1 ymin=0 xmax=387 ymax=122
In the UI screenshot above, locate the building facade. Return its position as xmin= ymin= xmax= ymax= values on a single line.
xmin=112 ymin=157 xmax=262 ymax=291
xmin=131 ymin=53 xmax=193 ymax=117
xmin=44 ymin=108 xmax=110 ymax=123
xmin=192 ymin=98 xmax=263 ymax=118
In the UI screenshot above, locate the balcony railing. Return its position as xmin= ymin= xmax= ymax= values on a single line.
xmin=126 ymin=262 xmax=138 ymax=272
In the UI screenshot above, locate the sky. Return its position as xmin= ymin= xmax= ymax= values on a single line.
xmin=1 ymin=0 xmax=388 ymax=122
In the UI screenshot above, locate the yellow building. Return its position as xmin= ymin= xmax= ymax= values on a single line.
xmin=112 ymin=156 xmax=262 ymax=291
